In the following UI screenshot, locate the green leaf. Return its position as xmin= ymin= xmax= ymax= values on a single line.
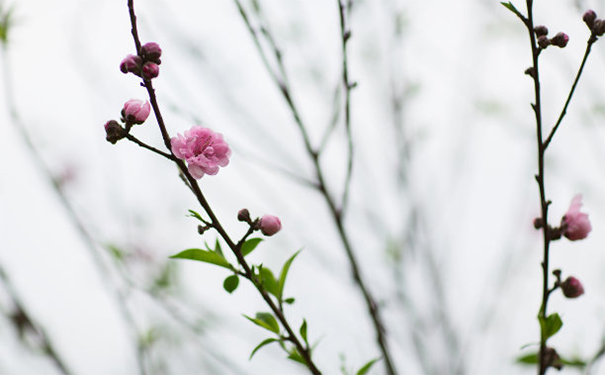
xmin=187 ymin=209 xmax=205 ymax=222
xmin=241 ymin=238 xmax=263 ymax=256
xmin=356 ymin=358 xmax=381 ymax=375
xmin=244 ymin=312 xmax=280 ymax=334
xmin=258 ymin=266 xmax=279 ymax=297
xmin=284 ymin=297 xmax=296 ymax=305
xmin=278 ymin=251 xmax=301 ymax=300
xmin=249 ymin=338 xmax=278 ymax=360
xmin=560 ymin=357 xmax=586 ymax=368
xmin=539 ymin=313 xmax=563 ymax=341
xmin=500 ymin=2 xmax=524 ymax=19
xmin=223 ymin=274 xmax=239 ymax=293
xmin=299 ymin=319 xmax=308 ymax=344
xmin=287 ymin=348 xmax=307 ymax=365
xmin=214 ymin=238 xmax=224 ymax=257
xmin=170 ymin=249 xmax=232 ymax=269
xmin=516 ymin=353 xmax=538 ymax=365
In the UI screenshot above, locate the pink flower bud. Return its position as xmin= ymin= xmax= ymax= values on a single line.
xmin=583 ymin=10 xmax=597 ymax=29
xmin=104 ymin=120 xmax=125 ymax=144
xmin=170 ymin=126 xmax=231 ymax=179
xmin=120 ymin=54 xmax=142 ymax=74
xmin=237 ymin=208 xmax=251 ymax=223
xmin=121 ymin=99 xmax=151 ymax=125
xmin=141 ymin=42 xmax=162 ymax=64
xmin=259 ymin=215 xmax=281 ymax=236
xmin=561 ymin=194 xmax=591 ymax=241
xmin=142 ymin=62 xmax=159 ymax=80
xmin=550 ymin=32 xmax=569 ymax=48
xmin=561 ymin=276 xmax=584 ymax=298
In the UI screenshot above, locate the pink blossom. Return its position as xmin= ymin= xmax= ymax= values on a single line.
xmin=259 ymin=215 xmax=282 ymax=236
xmin=122 ymin=99 xmax=151 ymax=125
xmin=561 ymin=195 xmax=591 ymax=241
xmin=142 ymin=62 xmax=159 ymax=79
xmin=170 ymin=126 xmax=231 ymax=179
xmin=561 ymin=276 xmax=584 ymax=298
xmin=120 ymin=54 xmax=141 ymax=74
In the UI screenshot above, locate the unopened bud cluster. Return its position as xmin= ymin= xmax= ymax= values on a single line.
xmin=238 ymin=209 xmax=282 ymax=237
xmin=534 ymin=25 xmax=569 ymax=49
xmin=120 ymin=42 xmax=163 ymax=80
xmin=583 ymin=10 xmax=605 ymax=36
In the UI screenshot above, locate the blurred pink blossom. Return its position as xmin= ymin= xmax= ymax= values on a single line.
xmin=561 ymin=195 xmax=591 ymax=241
xmin=170 ymin=126 xmax=231 ymax=179
xmin=259 ymin=215 xmax=282 ymax=236
xmin=122 ymin=99 xmax=151 ymax=125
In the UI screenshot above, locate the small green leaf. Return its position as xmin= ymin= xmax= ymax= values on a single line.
xmin=187 ymin=209 xmax=204 ymax=222
xmin=244 ymin=312 xmax=280 ymax=334
xmin=356 ymin=358 xmax=381 ymax=375
xmin=223 ymin=274 xmax=239 ymax=293
xmin=278 ymin=251 xmax=301 ymax=300
xmin=500 ymin=1 xmax=524 ymax=19
xmin=249 ymin=338 xmax=278 ymax=359
xmin=258 ymin=266 xmax=279 ymax=297
xmin=516 ymin=352 xmax=538 ymax=365
xmin=241 ymin=238 xmax=263 ymax=256
xmin=214 ymin=238 xmax=224 ymax=257
xmin=170 ymin=249 xmax=232 ymax=269
xmin=539 ymin=313 xmax=563 ymax=340
xmin=106 ymin=244 xmax=125 ymax=261
xmin=300 ymin=319 xmax=308 ymax=344
xmin=284 ymin=297 xmax=296 ymax=305
xmin=560 ymin=357 xmax=586 ymax=368
xmin=287 ymin=348 xmax=307 ymax=365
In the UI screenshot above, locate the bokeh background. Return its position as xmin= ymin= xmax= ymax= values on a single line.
xmin=2 ymin=0 xmax=605 ymax=373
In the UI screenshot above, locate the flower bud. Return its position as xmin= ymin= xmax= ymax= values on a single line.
xmin=537 ymin=35 xmax=550 ymax=49
xmin=237 ymin=208 xmax=251 ymax=223
xmin=550 ymin=32 xmax=569 ymax=48
xmin=141 ymin=42 xmax=162 ymax=64
xmin=533 ymin=217 xmax=543 ymax=229
xmin=561 ymin=195 xmax=591 ymax=241
xmin=534 ymin=25 xmax=549 ymax=37
xmin=259 ymin=215 xmax=281 ymax=236
xmin=595 ymin=19 xmax=605 ymax=36
xmin=121 ymin=99 xmax=151 ymax=125
xmin=104 ymin=120 xmax=126 ymax=144
xmin=583 ymin=10 xmax=597 ymax=29
xmin=561 ymin=276 xmax=584 ymax=298
xmin=120 ymin=54 xmax=142 ymax=74
xmin=142 ymin=62 xmax=159 ymax=80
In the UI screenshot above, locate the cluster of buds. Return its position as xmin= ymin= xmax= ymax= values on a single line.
xmin=120 ymin=42 xmax=162 ymax=80
xmin=104 ymin=99 xmax=151 ymax=144
xmin=534 ymin=26 xmax=569 ymax=49
xmin=238 ymin=209 xmax=282 ymax=237
xmin=583 ymin=10 xmax=605 ymax=36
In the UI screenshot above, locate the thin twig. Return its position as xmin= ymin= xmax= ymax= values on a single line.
xmin=126 ymin=1 xmax=321 ymax=373
xmin=0 ymin=266 xmax=71 ymax=374
xmin=337 ymin=0 xmax=355 ymax=217
xmin=543 ymin=35 xmax=597 ymax=149
xmin=0 ymin=43 xmax=148 ymax=375
xmin=230 ymin=1 xmax=396 ymax=373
